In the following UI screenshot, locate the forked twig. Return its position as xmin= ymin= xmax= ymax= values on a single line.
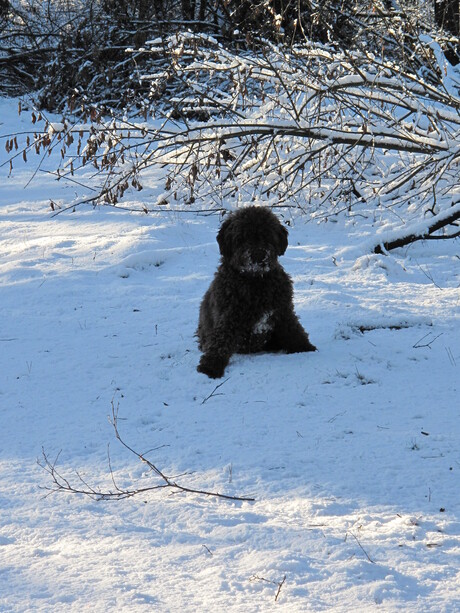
xmin=275 ymin=575 xmax=287 ymax=602
xmin=413 ymin=332 xmax=443 ymax=349
xmin=38 ymin=401 xmax=255 ymax=503
xmin=201 ymin=377 xmax=230 ymax=404
xmin=249 ymin=574 xmax=287 ymax=602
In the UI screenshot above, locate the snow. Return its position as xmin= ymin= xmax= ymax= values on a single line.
xmin=1 ymin=97 xmax=460 ymax=612
xmin=47 ymin=123 xmax=66 ymax=135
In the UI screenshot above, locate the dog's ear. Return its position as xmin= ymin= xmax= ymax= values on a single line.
xmin=216 ymin=217 xmax=233 ymax=258
xmin=276 ymin=224 xmax=288 ymax=256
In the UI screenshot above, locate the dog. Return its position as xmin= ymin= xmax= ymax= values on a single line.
xmin=197 ymin=206 xmax=316 ymax=378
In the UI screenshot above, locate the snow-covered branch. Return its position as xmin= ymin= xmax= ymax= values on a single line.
xmin=6 ymin=32 xmax=460 ymax=253
xmin=373 ymin=201 xmax=460 ymax=253
xmin=137 ymin=35 xmax=459 ymax=218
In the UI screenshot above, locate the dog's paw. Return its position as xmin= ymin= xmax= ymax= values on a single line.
xmin=197 ymin=354 xmax=227 ymax=379
xmin=285 ymin=338 xmax=317 ymax=353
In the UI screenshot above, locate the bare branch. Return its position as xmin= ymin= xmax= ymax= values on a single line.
xmin=38 ymin=401 xmax=255 ymax=503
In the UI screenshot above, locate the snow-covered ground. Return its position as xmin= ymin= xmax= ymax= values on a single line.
xmin=1 ymin=97 xmax=459 ymax=612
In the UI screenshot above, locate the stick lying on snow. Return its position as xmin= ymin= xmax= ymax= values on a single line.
xmin=38 ymin=401 xmax=255 ymax=503
xmin=374 ymin=201 xmax=460 ymax=254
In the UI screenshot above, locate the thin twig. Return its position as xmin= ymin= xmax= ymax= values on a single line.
xmin=347 ymin=531 xmax=376 ymax=564
xmin=201 ymin=377 xmax=230 ymax=405
xmin=413 ymin=332 xmax=443 ymax=349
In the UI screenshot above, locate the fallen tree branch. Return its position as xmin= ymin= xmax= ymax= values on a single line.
xmin=38 ymin=401 xmax=255 ymax=503
xmin=374 ymin=202 xmax=460 ymax=254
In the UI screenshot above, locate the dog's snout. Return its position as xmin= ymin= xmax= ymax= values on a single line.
xmin=252 ymin=247 xmax=268 ymax=264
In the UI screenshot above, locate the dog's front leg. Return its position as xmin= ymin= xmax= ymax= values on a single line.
xmin=197 ymin=321 xmax=240 ymax=379
xmin=197 ymin=352 xmax=230 ymax=379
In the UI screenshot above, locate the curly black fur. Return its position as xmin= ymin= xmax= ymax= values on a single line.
xmin=197 ymin=206 xmax=316 ymax=378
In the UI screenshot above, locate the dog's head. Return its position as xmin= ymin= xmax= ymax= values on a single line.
xmin=217 ymin=206 xmax=288 ymax=275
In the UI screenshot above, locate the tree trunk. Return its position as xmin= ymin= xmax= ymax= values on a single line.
xmin=434 ymin=0 xmax=460 ymax=64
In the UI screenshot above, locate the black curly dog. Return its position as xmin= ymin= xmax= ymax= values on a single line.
xmin=197 ymin=206 xmax=316 ymax=378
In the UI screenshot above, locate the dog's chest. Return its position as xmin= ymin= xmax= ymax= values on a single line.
xmin=252 ymin=311 xmax=274 ymax=335
xmin=236 ymin=309 xmax=274 ymax=353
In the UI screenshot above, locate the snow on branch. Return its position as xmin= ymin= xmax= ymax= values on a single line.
xmin=6 ymin=33 xmax=460 ymax=253
xmin=136 ymin=35 xmax=459 ymax=218
xmin=373 ymin=200 xmax=460 ymax=253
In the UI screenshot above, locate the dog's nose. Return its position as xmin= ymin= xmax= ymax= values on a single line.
xmin=252 ymin=248 xmax=267 ymax=264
